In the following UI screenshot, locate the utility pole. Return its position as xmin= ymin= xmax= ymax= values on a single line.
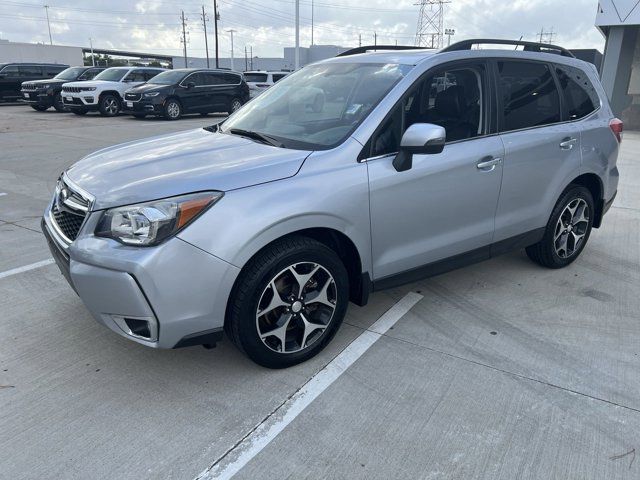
xmin=445 ymin=28 xmax=455 ymax=46
xmin=180 ymin=10 xmax=188 ymax=68
xmin=213 ymin=0 xmax=220 ymax=68
xmin=295 ymin=0 xmax=300 ymax=69
xmin=311 ymin=0 xmax=314 ymax=45
xmin=250 ymin=45 xmax=253 ymax=69
xmin=201 ymin=6 xmax=210 ymax=68
xmin=89 ymin=37 xmax=95 ymax=66
xmin=227 ymin=29 xmax=236 ymax=70
xmin=415 ymin=0 xmax=451 ymax=48
xmin=359 ymin=33 xmax=361 ymax=47
xmin=244 ymin=45 xmax=248 ymax=71
xmin=44 ymin=5 xmax=52 ymax=45
xmin=374 ymin=32 xmax=377 ymax=47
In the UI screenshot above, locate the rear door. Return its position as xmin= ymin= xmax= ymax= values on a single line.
xmin=493 ymin=60 xmax=582 ymax=243
xmin=18 ymin=65 xmax=44 ymax=82
xmin=367 ymin=60 xmax=505 ymax=280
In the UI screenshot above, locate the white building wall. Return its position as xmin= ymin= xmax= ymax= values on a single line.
xmin=0 ymin=41 xmax=83 ymax=66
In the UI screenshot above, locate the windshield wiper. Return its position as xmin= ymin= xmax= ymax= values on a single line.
xmin=228 ymin=128 xmax=283 ymax=148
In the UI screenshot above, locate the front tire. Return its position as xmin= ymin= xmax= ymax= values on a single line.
xmin=227 ymin=97 xmax=243 ymax=115
xmin=30 ymin=105 xmax=48 ymax=111
xmin=163 ymin=99 xmax=182 ymax=120
xmin=53 ymin=93 xmax=66 ymax=112
xmin=226 ymin=236 xmax=349 ymax=369
xmin=99 ymin=94 xmax=120 ymax=116
xmin=526 ymin=185 xmax=594 ymax=269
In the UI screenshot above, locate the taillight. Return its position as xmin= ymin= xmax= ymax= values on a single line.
xmin=610 ymin=118 xmax=623 ymax=143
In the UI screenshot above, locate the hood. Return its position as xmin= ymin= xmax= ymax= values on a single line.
xmin=63 ymin=80 xmax=120 ymax=88
xmin=126 ymin=83 xmax=166 ymax=94
xmin=24 ymin=78 xmax=65 ymax=86
xmin=66 ymin=128 xmax=310 ymax=210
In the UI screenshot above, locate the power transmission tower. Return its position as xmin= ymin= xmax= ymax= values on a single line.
xmin=180 ymin=10 xmax=189 ymax=68
xmin=214 ymin=0 xmax=220 ymax=68
xmin=537 ymin=26 xmax=555 ymax=44
xmin=201 ymin=6 xmax=210 ymax=68
xmin=414 ymin=0 xmax=451 ymax=49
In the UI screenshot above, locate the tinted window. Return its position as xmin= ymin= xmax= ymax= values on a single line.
xmin=94 ymin=69 xmax=128 ymax=82
xmin=125 ymin=71 xmax=147 ymax=82
xmin=185 ymin=72 xmax=206 ymax=86
xmin=79 ymin=68 xmax=102 ymax=80
xmin=272 ymin=74 xmax=287 ymax=82
xmin=202 ymin=73 xmax=224 ymax=85
xmin=555 ymin=64 xmax=599 ymax=120
xmin=19 ymin=66 xmax=43 ymax=76
xmin=370 ymin=64 xmax=485 ymax=157
xmin=148 ymin=70 xmax=187 ymax=85
xmin=244 ymin=73 xmax=268 ymax=83
xmin=1 ymin=65 xmax=20 ymax=75
xmin=143 ymin=70 xmax=162 ymax=81
xmin=222 ymin=73 xmax=240 ymax=84
xmin=45 ymin=66 xmax=65 ymax=76
xmin=56 ymin=67 xmax=87 ymax=80
xmin=498 ymin=61 xmax=561 ymax=131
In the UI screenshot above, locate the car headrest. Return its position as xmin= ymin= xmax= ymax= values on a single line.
xmin=435 ymin=85 xmax=467 ymax=117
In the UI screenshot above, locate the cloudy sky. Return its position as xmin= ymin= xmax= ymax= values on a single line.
xmin=0 ymin=0 xmax=605 ymax=59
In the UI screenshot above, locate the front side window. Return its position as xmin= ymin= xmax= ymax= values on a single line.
xmin=370 ymin=63 xmax=486 ymax=157
xmin=555 ymin=64 xmax=599 ymax=120
xmin=94 ymin=68 xmax=128 ymax=82
xmin=272 ymin=74 xmax=288 ymax=82
xmin=221 ymin=62 xmax=412 ymax=150
xmin=498 ymin=61 xmax=561 ymax=132
xmin=185 ymin=73 xmax=206 ymax=86
xmin=19 ymin=66 xmax=43 ymax=76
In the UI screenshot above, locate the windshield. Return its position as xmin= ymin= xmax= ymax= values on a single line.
xmin=148 ymin=70 xmax=188 ymax=85
xmin=54 ymin=67 xmax=87 ymax=81
xmin=221 ymin=62 xmax=412 ymax=150
xmin=94 ymin=68 xmax=128 ymax=82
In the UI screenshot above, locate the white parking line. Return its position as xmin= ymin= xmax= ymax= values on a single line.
xmin=0 ymin=259 xmax=54 ymax=280
xmin=0 ymin=192 xmax=7 ymax=197
xmin=197 ymin=291 xmax=423 ymax=480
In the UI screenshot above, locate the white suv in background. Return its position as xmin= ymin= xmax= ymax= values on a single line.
xmin=61 ymin=66 xmax=165 ymax=116
xmin=244 ymin=70 xmax=289 ymax=98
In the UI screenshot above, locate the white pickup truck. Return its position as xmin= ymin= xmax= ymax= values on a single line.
xmin=61 ymin=66 xmax=165 ymax=116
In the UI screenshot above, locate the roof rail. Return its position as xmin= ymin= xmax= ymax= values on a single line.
xmin=441 ymin=39 xmax=575 ymax=58
xmin=336 ymin=45 xmax=427 ymax=57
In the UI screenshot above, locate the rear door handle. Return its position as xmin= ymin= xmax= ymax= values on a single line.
xmin=476 ymin=157 xmax=502 ymax=171
xmin=560 ymin=138 xmax=578 ymax=150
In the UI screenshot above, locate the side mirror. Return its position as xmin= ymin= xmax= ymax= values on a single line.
xmin=393 ymin=123 xmax=446 ymax=172
xmin=185 ymin=82 xmax=196 ymax=89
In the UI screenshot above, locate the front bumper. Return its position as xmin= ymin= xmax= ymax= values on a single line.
xmin=42 ymin=209 xmax=240 ymax=349
xmin=20 ymin=91 xmax=53 ymax=107
xmin=62 ymin=94 xmax=98 ymax=110
xmin=122 ymin=98 xmax=163 ymax=115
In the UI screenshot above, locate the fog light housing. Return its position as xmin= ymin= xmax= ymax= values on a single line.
xmin=112 ymin=315 xmax=158 ymax=342
xmin=84 ymin=96 xmax=94 ymax=103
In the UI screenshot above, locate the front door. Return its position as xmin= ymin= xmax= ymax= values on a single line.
xmin=181 ymin=72 xmax=209 ymax=112
xmin=366 ymin=61 xmax=504 ymax=281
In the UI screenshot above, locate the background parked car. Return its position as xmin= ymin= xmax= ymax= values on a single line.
xmin=61 ymin=66 xmax=165 ymax=116
xmin=20 ymin=66 xmax=105 ymax=112
xmin=244 ymin=70 xmax=289 ymax=98
xmin=0 ymin=63 xmax=68 ymax=102
xmin=123 ymin=68 xmax=250 ymax=120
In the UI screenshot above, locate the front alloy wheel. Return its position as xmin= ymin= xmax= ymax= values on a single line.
xmin=99 ymin=94 xmax=120 ymax=116
xmin=226 ymin=236 xmax=349 ymax=368
xmin=164 ymin=99 xmax=182 ymax=120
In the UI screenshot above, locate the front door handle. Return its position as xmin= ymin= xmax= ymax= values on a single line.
xmin=477 ymin=156 xmax=502 ymax=171
xmin=560 ymin=137 xmax=578 ymax=150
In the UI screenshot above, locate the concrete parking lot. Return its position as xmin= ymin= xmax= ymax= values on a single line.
xmin=1 ymin=104 xmax=639 ymax=480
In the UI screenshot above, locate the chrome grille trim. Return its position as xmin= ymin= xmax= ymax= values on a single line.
xmin=48 ymin=175 xmax=94 ymax=245
xmin=22 ymin=83 xmax=39 ymax=91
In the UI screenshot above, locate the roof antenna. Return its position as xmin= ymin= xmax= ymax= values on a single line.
xmin=515 ymin=36 xmax=523 ymax=50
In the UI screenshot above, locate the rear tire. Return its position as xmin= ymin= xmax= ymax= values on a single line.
xmin=30 ymin=105 xmax=48 ymax=111
xmin=227 ymin=97 xmax=243 ymax=115
xmin=226 ymin=236 xmax=349 ymax=369
xmin=133 ymin=113 xmax=146 ymax=119
xmin=99 ymin=94 xmax=121 ymax=116
xmin=163 ymin=99 xmax=182 ymax=120
xmin=52 ymin=93 xmax=66 ymax=112
xmin=526 ymin=186 xmax=594 ymax=269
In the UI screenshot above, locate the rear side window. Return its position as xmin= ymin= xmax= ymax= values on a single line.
xmin=272 ymin=74 xmax=287 ymax=82
xmin=19 ymin=66 xmax=43 ymax=76
xmin=125 ymin=71 xmax=147 ymax=82
xmin=202 ymin=73 xmax=224 ymax=85
xmin=244 ymin=73 xmax=268 ymax=83
xmin=45 ymin=66 xmax=65 ymax=76
xmin=222 ymin=73 xmax=240 ymax=84
xmin=143 ymin=70 xmax=161 ymax=81
xmin=79 ymin=68 xmax=101 ymax=80
xmin=0 ymin=65 xmax=19 ymax=75
xmin=497 ymin=61 xmax=561 ymax=132
xmin=555 ymin=64 xmax=599 ymax=120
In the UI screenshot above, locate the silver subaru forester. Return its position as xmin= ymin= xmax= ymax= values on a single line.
xmin=43 ymin=40 xmax=620 ymax=368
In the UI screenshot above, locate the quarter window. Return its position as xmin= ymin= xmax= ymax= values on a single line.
xmin=497 ymin=61 xmax=561 ymax=131
xmin=555 ymin=64 xmax=599 ymax=120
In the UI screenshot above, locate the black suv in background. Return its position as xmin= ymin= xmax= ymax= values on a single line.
xmin=0 ymin=63 xmax=68 ymax=102
xmin=122 ymin=69 xmax=250 ymax=120
xmin=20 ymin=66 xmax=105 ymax=112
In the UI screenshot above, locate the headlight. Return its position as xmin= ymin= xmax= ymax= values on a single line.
xmin=41 ymin=84 xmax=50 ymax=89
xmin=144 ymin=92 xmax=160 ymax=97
xmin=82 ymin=87 xmax=97 ymax=91
xmin=95 ymin=192 xmax=223 ymax=246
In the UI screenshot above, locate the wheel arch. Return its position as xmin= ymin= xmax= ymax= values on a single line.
xmin=98 ymin=90 xmax=122 ymax=101
xmin=567 ymin=173 xmax=605 ymax=228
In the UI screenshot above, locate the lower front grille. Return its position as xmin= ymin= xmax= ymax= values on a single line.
xmin=125 ymin=93 xmax=141 ymax=101
xmin=51 ymin=203 xmax=86 ymax=241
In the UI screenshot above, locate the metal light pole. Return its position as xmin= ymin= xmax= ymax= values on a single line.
xmin=44 ymin=5 xmax=52 ymax=45
xmin=202 ymin=5 xmax=210 ymax=68
xmin=89 ymin=37 xmax=95 ymax=66
xmin=294 ymin=0 xmax=300 ymax=70
xmin=445 ymin=28 xmax=455 ymax=47
xmin=227 ymin=29 xmax=236 ymax=70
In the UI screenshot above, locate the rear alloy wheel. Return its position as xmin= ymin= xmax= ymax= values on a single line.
xmin=53 ymin=93 xmax=66 ymax=112
xmin=526 ymin=186 xmax=594 ymax=269
xmin=228 ymin=98 xmax=243 ymax=114
xmin=227 ymin=236 xmax=349 ymax=368
xmin=99 ymin=94 xmax=120 ymax=116
xmin=30 ymin=105 xmax=48 ymax=111
xmin=164 ymin=99 xmax=182 ymax=120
